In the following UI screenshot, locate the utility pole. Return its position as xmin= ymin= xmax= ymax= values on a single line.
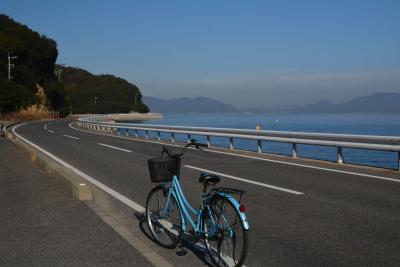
xmin=56 ymin=64 xmax=65 ymax=81
xmin=8 ymin=52 xmax=18 ymax=81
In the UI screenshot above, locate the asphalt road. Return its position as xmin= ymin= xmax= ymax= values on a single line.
xmin=14 ymin=120 xmax=400 ymax=266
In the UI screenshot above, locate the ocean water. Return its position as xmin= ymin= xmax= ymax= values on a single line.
xmin=135 ymin=113 xmax=400 ymax=170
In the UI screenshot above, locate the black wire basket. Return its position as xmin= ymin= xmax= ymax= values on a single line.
xmin=147 ymin=157 xmax=181 ymax=183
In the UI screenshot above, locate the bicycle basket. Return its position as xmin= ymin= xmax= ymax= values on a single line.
xmin=147 ymin=157 xmax=181 ymax=183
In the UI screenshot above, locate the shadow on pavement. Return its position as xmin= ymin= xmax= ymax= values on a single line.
xmin=134 ymin=212 xmax=214 ymax=266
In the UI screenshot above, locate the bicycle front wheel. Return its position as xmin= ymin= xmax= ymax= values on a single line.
xmin=203 ymin=195 xmax=248 ymax=267
xmin=146 ymin=186 xmax=183 ymax=249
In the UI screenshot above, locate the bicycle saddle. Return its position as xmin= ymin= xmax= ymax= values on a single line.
xmin=199 ymin=173 xmax=220 ymax=185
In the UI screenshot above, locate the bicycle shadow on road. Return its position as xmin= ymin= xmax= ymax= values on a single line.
xmin=134 ymin=212 xmax=214 ymax=267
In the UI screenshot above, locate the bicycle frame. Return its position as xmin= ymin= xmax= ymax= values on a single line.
xmin=162 ymin=175 xmax=205 ymax=233
xmin=161 ymin=174 xmax=250 ymax=236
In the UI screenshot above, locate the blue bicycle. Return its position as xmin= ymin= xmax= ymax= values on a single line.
xmin=146 ymin=140 xmax=250 ymax=267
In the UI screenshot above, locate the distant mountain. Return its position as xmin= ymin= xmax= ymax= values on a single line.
xmin=250 ymin=92 xmax=400 ymax=114
xmin=142 ymin=96 xmax=238 ymax=113
xmin=144 ymin=92 xmax=400 ymax=114
xmin=295 ymin=92 xmax=400 ymax=113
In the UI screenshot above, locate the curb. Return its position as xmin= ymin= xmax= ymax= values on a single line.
xmin=5 ymin=123 xmax=173 ymax=267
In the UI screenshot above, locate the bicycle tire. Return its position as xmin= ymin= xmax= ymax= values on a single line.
xmin=146 ymin=186 xmax=183 ymax=249
xmin=203 ymin=195 xmax=248 ymax=267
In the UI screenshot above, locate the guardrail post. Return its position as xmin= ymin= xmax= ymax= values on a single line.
xmin=171 ymin=133 xmax=175 ymax=142
xmin=145 ymin=130 xmax=149 ymax=139
xmin=157 ymin=131 xmax=160 ymax=140
xmin=207 ymin=136 xmax=211 ymax=147
xmin=292 ymin=143 xmax=297 ymax=158
xmin=337 ymin=147 xmax=343 ymax=164
xmin=187 ymin=134 xmax=191 ymax=143
xmin=257 ymin=140 xmax=262 ymax=153
xmin=229 ymin=137 xmax=234 ymax=149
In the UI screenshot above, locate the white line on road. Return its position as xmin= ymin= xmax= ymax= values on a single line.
xmin=98 ymin=143 xmax=132 ymax=153
xmin=185 ymin=165 xmax=304 ymax=195
xmin=63 ymin=134 xmax=80 ymax=140
xmin=69 ymin=122 xmax=400 ymax=184
xmin=47 ymin=130 xmax=55 ymax=134
xmin=205 ymin=149 xmax=400 ymax=183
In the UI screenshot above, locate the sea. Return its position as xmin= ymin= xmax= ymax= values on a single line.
xmin=136 ymin=113 xmax=400 ymax=170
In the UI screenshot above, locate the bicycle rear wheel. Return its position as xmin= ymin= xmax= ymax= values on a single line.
xmin=203 ymin=195 xmax=248 ymax=267
xmin=146 ymin=186 xmax=183 ymax=248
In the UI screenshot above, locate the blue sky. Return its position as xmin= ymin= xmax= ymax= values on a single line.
xmin=1 ymin=0 xmax=399 ymax=107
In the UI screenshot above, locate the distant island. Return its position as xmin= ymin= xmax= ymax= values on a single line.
xmin=254 ymin=92 xmax=400 ymax=114
xmin=144 ymin=92 xmax=400 ymax=114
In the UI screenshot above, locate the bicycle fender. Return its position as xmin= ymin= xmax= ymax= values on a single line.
xmin=215 ymin=192 xmax=250 ymax=230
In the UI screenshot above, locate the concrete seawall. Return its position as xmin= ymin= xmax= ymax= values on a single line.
xmin=108 ymin=113 xmax=163 ymax=122
xmin=74 ymin=113 xmax=163 ymax=123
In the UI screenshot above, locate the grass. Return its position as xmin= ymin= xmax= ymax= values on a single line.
xmin=0 ymin=107 xmax=58 ymax=123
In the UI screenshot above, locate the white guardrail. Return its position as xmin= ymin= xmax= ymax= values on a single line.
xmin=76 ymin=116 xmax=400 ymax=171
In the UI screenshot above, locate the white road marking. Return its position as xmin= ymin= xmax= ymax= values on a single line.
xmin=205 ymin=149 xmax=400 ymax=183
xmin=98 ymin=142 xmax=132 ymax=153
xmin=63 ymin=134 xmax=80 ymax=140
xmin=185 ymin=165 xmax=304 ymax=195
xmin=48 ymin=130 xmax=55 ymax=134
xmin=69 ymin=122 xmax=400 ymax=184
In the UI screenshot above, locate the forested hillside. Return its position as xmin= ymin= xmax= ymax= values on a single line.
xmin=62 ymin=67 xmax=148 ymax=114
xmin=0 ymin=14 xmax=65 ymax=114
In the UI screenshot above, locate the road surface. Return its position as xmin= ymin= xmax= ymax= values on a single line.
xmin=13 ymin=120 xmax=400 ymax=266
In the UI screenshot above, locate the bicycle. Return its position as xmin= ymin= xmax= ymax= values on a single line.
xmin=145 ymin=140 xmax=250 ymax=267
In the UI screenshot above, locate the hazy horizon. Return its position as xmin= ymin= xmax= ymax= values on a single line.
xmin=1 ymin=0 xmax=399 ymax=108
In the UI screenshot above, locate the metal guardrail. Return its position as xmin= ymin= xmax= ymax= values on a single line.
xmin=76 ymin=117 xmax=400 ymax=171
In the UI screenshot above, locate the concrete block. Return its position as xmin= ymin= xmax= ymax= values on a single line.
xmin=73 ymin=183 xmax=92 ymax=200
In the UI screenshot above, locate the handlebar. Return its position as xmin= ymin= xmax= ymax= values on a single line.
xmin=162 ymin=139 xmax=208 ymax=158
